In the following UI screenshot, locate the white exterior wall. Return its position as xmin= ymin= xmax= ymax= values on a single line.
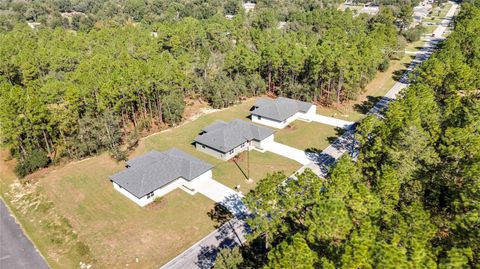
xmin=252 ymin=114 xmax=292 ymax=129
xmin=196 ymin=141 xmax=250 ymax=160
xmin=251 ymin=134 xmax=275 ymax=149
xmin=252 ymin=104 xmax=317 ymax=129
xmin=296 ymin=105 xmax=317 ymax=120
xmin=112 ymin=170 xmax=212 ymax=207
xmin=184 ymin=170 xmax=212 ymax=190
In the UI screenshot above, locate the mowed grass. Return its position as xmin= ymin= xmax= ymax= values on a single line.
xmin=39 ymin=154 xmax=217 ymax=268
xmin=275 ymin=121 xmax=339 ymax=152
xmin=27 ymin=98 xmax=300 ymax=268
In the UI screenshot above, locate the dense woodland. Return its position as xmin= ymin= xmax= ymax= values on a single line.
xmin=215 ymin=2 xmax=480 ymax=268
xmin=0 ymin=0 xmax=420 ymax=176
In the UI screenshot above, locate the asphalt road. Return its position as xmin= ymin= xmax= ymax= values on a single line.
xmin=0 ymin=199 xmax=50 ymax=269
xmin=160 ymin=3 xmax=458 ymax=268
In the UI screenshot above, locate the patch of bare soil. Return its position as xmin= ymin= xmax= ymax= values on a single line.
xmin=286 ymin=124 xmax=296 ymax=131
xmin=146 ymin=198 xmax=168 ymax=210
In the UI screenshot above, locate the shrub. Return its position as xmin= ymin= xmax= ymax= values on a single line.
xmin=14 ymin=149 xmax=50 ymax=178
xmin=403 ymin=25 xmax=425 ymax=42
xmin=76 ymin=241 xmax=91 ymax=257
xmin=379 ymin=58 xmax=390 ymax=72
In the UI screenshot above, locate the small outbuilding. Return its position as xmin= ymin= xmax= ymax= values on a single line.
xmin=250 ymin=97 xmax=316 ymax=129
xmin=194 ymin=119 xmax=275 ymax=160
xmin=109 ymin=148 xmax=213 ymax=207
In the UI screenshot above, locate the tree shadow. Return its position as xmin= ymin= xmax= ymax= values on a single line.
xmin=208 ymin=203 xmax=234 ymax=228
xmin=392 ymin=69 xmax=407 ymax=82
xmin=354 ymin=96 xmax=384 ymax=114
xmin=195 ymin=219 xmax=250 ymax=268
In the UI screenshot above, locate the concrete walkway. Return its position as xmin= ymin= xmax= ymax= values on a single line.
xmin=194 ymin=178 xmax=247 ymax=217
xmin=305 ymin=114 xmax=354 ymax=128
xmin=263 ymin=141 xmax=311 ymax=165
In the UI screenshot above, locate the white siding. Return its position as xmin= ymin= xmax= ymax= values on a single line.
xmin=112 ymin=170 xmax=213 ymax=207
xmin=252 ymin=105 xmax=317 ymax=129
xmin=196 ymin=141 xmax=250 ymax=160
xmin=252 ymin=114 xmax=291 ymax=129
xmin=258 ymin=134 xmax=275 ymax=148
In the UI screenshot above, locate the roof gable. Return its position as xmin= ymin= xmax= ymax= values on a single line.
xmin=252 ymin=97 xmax=313 ymax=121
xmin=194 ymin=119 xmax=275 ymax=153
xmin=110 ymin=148 xmax=213 ymax=198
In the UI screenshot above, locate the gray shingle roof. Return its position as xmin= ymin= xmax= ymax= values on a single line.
xmin=251 ymin=97 xmax=313 ymax=122
xmin=110 ymin=148 xmax=213 ymax=198
xmin=194 ymin=119 xmax=275 ymax=153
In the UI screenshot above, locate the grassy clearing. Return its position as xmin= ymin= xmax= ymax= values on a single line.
xmin=214 ymin=151 xmax=300 ymax=193
xmin=0 ymin=99 xmax=300 ymax=268
xmin=275 ymin=121 xmax=339 ymax=152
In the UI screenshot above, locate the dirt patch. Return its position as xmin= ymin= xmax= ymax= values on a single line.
xmin=146 ymin=198 xmax=168 ymax=210
xmin=286 ymin=124 xmax=296 ymax=131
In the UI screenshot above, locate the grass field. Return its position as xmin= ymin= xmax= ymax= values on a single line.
xmin=275 ymin=121 xmax=339 ymax=152
xmin=0 ymin=99 xmax=301 ymax=268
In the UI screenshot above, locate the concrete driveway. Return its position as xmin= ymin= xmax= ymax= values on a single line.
xmin=304 ymin=114 xmax=354 ymax=128
xmin=263 ymin=141 xmax=311 ymax=165
xmin=194 ymin=178 xmax=247 ymax=217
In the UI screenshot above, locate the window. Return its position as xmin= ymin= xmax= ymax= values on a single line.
xmin=146 ymin=192 xmax=154 ymax=199
xmin=229 ymin=149 xmax=234 ymax=155
xmin=257 ymin=116 xmax=262 ymax=120
xmin=202 ymin=144 xmax=205 ymax=149
xmin=241 ymin=142 xmax=245 ymax=147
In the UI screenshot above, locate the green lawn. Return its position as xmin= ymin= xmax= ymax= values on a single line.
xmin=0 ymin=98 xmax=300 ymax=268
xmin=275 ymin=121 xmax=339 ymax=152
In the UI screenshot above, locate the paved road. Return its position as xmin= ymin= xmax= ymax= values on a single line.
xmin=160 ymin=3 xmax=458 ymax=268
xmin=160 ymin=218 xmax=247 ymax=269
xmin=0 ymin=199 xmax=50 ymax=269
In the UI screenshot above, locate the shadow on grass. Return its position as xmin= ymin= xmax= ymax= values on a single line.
xmin=233 ymin=159 xmax=249 ymax=180
xmin=353 ymin=96 xmax=384 ymax=115
xmin=326 ymin=127 xmax=347 ymax=144
xmin=208 ymin=203 xmax=234 ymax=228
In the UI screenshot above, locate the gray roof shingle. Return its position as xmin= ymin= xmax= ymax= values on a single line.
xmin=194 ymin=119 xmax=275 ymax=153
xmin=251 ymin=97 xmax=313 ymax=121
xmin=110 ymin=148 xmax=213 ymax=198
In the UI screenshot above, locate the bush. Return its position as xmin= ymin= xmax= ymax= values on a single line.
xmin=110 ymin=147 xmax=127 ymax=161
xmin=403 ymin=25 xmax=425 ymax=42
xmin=379 ymin=58 xmax=390 ymax=72
xmin=14 ymin=149 xmax=50 ymax=178
xmin=76 ymin=241 xmax=91 ymax=257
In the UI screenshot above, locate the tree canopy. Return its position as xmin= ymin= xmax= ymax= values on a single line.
xmin=219 ymin=2 xmax=480 ymax=268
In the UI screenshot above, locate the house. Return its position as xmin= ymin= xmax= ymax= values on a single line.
xmin=194 ymin=119 xmax=275 ymax=160
xmin=109 ymin=148 xmax=213 ymax=207
xmin=250 ymin=97 xmax=316 ymax=129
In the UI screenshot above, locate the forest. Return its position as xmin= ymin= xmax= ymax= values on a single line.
xmin=214 ymin=2 xmax=480 ymax=268
xmin=0 ymin=0 xmax=418 ymax=176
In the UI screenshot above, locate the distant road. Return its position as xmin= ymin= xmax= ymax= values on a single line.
xmin=0 ymin=199 xmax=50 ymax=269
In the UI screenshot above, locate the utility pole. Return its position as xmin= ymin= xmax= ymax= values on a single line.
xmin=247 ymin=142 xmax=250 ymax=180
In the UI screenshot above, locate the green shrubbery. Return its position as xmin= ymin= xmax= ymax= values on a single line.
xmin=14 ymin=149 xmax=50 ymax=178
xmin=403 ymin=25 xmax=425 ymax=42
